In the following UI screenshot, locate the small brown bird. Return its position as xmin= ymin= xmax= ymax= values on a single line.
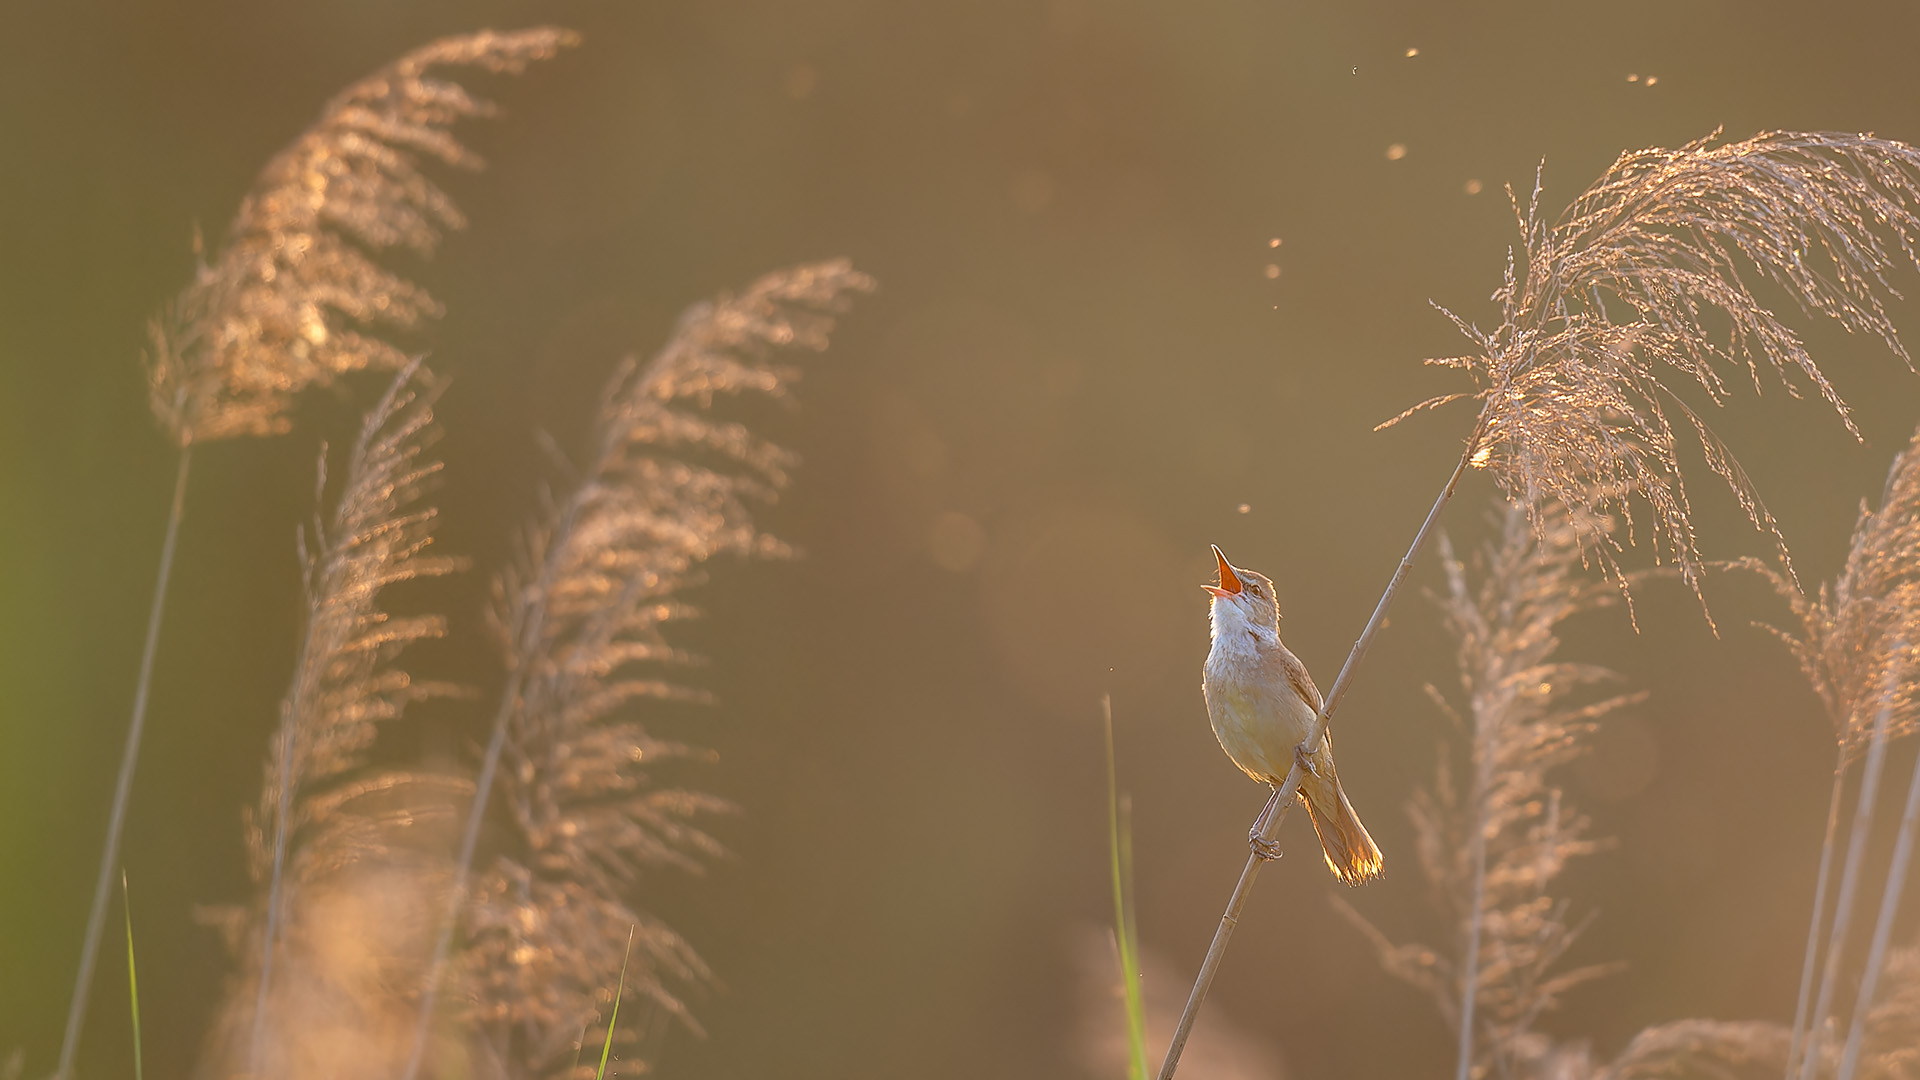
xmin=1202 ymin=545 xmax=1383 ymax=885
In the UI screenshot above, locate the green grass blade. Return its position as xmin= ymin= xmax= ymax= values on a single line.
xmin=121 ymin=871 xmax=142 ymax=1080
xmin=1103 ymin=697 xmax=1149 ymax=1080
xmin=596 ymin=926 xmax=636 ymax=1080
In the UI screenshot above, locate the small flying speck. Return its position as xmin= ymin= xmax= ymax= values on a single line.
xmin=1386 ymin=143 xmax=1407 ymax=161
xmin=1405 ymin=47 xmax=1419 ymax=58
xmin=1237 ymin=503 xmax=1251 ymax=514
xmin=1352 ymin=66 xmax=1358 ymax=75
xmin=1644 ymin=75 xmax=1659 ymax=86
xmin=1264 ymin=264 xmax=1281 ymax=279
xmin=1464 ymin=178 xmax=1483 ymax=195
xmin=1268 ymin=237 xmax=1282 ymax=248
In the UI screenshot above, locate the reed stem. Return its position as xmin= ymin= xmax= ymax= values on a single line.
xmin=56 ymin=445 xmax=192 ymax=1080
xmin=1786 ymin=753 xmax=1848 ymax=1079
xmin=1798 ymin=701 xmax=1895 ymax=1080
xmin=1456 ymin=708 xmax=1495 ymax=1080
xmin=1156 ymin=442 xmax=1474 ymax=1080
xmin=402 ymin=463 xmax=599 ymax=1080
xmin=1835 ymin=739 xmax=1920 ymax=1080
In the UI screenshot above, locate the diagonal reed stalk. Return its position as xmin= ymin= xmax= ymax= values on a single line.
xmin=1157 ymin=441 xmax=1475 ymax=1080
xmin=1836 ymin=739 xmax=1920 ymax=1080
xmin=1786 ymin=752 xmax=1849 ymax=1079
xmin=56 ymin=445 xmax=191 ymax=1080
xmin=401 ymin=487 xmax=584 ymax=1080
xmin=1796 ymin=697 xmax=1896 ymax=1080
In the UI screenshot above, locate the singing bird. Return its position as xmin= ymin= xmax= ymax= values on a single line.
xmin=1202 ymin=545 xmax=1383 ymax=885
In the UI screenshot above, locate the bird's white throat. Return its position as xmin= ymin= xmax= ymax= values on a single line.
xmin=1208 ymin=595 xmax=1277 ymax=653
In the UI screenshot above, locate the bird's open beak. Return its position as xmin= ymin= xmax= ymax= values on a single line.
xmin=1205 ymin=544 xmax=1243 ymax=599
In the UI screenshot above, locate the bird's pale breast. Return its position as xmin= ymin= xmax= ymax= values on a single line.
xmin=1203 ymin=634 xmax=1319 ymax=784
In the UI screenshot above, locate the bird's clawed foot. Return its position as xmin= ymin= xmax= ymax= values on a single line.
xmin=1248 ymin=829 xmax=1285 ymax=861
xmin=1293 ymin=741 xmax=1320 ymax=778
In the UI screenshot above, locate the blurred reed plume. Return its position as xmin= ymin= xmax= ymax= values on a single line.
xmin=1751 ymin=422 xmax=1920 ymax=763
xmin=413 ymin=260 xmax=876 ymax=1079
xmin=1390 ymin=130 xmax=1920 ymax=607
xmin=62 ymin=29 xmax=573 ymax=1080
xmin=1341 ymin=497 xmax=1798 ymax=1080
xmin=147 ymin=26 xmax=579 ymax=445
xmin=1069 ymin=928 xmax=1283 ymax=1080
xmin=201 ymin=362 xmax=470 ymax=1079
xmin=1845 ymin=938 xmax=1920 ymax=1080
xmin=1163 ymin=130 xmax=1920 ymax=1080
xmin=1746 ymin=422 xmax=1920 ymax=1080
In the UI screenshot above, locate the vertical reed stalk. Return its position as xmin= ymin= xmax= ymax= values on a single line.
xmin=1456 ymin=726 xmax=1493 ymax=1080
xmin=1836 ymin=741 xmax=1920 ymax=1080
xmin=1786 ymin=755 xmax=1849 ymax=1079
xmin=1156 ymin=442 xmax=1474 ymax=1080
xmin=1798 ymin=701 xmax=1896 ymax=1080
xmin=56 ymin=445 xmax=192 ymax=1080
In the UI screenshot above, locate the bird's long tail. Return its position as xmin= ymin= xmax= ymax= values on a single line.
xmin=1300 ymin=772 xmax=1383 ymax=886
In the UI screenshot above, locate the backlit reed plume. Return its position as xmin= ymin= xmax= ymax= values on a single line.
xmin=61 ymin=31 xmax=572 ymax=1080
xmin=148 ymin=27 xmax=579 ymax=445
xmin=1340 ymin=498 xmax=1795 ymax=1080
xmin=1747 ymin=422 xmax=1920 ymax=1080
xmin=1162 ymin=131 xmax=1920 ymax=1080
xmin=401 ymin=260 xmax=875 ymax=1080
xmin=1390 ymin=130 xmax=1920 ymax=606
xmin=1841 ymin=936 xmax=1920 ymax=1080
xmin=200 ymin=361 xmax=467 ymax=1080
xmin=1340 ymin=498 xmax=1637 ymax=1079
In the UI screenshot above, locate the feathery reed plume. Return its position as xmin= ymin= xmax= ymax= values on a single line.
xmin=1754 ymin=422 xmax=1920 ymax=763
xmin=148 ymin=27 xmax=579 ymax=446
xmin=1389 ymin=130 xmax=1920 ymax=606
xmin=199 ymin=361 xmax=468 ymax=1079
xmin=1585 ymin=1021 xmax=1790 ymax=1080
xmin=1845 ymin=936 xmax=1920 ymax=1080
xmin=1338 ymin=498 xmax=1637 ymax=1080
xmin=246 ymin=360 xmax=463 ymax=1069
xmin=61 ymin=32 xmax=572 ymax=1080
xmin=1161 ymin=131 xmax=1920 ymax=1080
xmin=402 ymin=260 xmax=874 ymax=1080
xmin=1745 ymin=422 xmax=1920 ymax=1077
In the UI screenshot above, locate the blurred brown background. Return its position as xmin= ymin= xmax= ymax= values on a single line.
xmin=6 ymin=0 xmax=1920 ymax=1076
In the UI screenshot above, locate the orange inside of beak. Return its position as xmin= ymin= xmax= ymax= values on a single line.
xmin=1211 ymin=545 xmax=1243 ymax=595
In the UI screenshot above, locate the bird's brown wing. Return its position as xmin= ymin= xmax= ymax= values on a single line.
xmin=1279 ymin=648 xmax=1325 ymax=715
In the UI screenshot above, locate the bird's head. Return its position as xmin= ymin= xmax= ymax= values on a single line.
xmin=1204 ymin=545 xmax=1281 ymax=633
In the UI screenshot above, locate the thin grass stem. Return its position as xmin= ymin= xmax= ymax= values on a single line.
xmin=1799 ymin=700 xmax=1896 ymax=1080
xmin=1156 ymin=441 xmax=1475 ymax=1080
xmin=56 ymin=445 xmax=191 ymax=1080
xmin=596 ymin=927 xmax=636 ymax=1080
xmin=121 ymin=871 xmax=141 ymax=1080
xmin=1104 ymin=697 xmax=1149 ymax=1080
xmin=1787 ymin=755 xmax=1849 ymax=1079
xmin=1835 ymin=740 xmax=1920 ymax=1080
